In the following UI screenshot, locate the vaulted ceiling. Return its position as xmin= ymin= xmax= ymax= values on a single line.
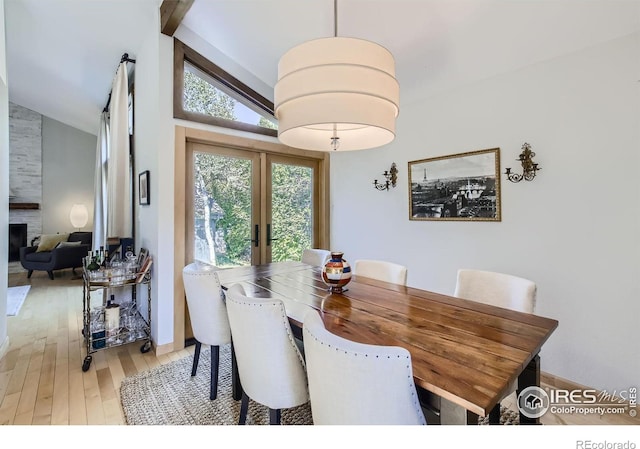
xmin=5 ymin=0 xmax=639 ymax=136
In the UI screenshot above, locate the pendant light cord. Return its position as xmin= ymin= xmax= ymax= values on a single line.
xmin=334 ymin=0 xmax=338 ymax=37
xmin=330 ymin=0 xmax=339 ymax=150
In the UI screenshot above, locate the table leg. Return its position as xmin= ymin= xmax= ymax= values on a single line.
xmin=488 ymin=403 xmax=501 ymax=424
xmin=517 ymin=354 xmax=541 ymax=425
xmin=231 ymin=340 xmax=242 ymax=401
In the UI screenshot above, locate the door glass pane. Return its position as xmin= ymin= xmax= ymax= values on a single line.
xmin=193 ymin=152 xmax=253 ymax=267
xmin=270 ymin=162 xmax=313 ymax=262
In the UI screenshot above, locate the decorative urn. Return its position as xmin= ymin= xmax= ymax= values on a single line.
xmin=321 ymin=252 xmax=352 ymax=293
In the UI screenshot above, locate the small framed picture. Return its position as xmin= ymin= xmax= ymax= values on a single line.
xmin=139 ymin=170 xmax=150 ymax=205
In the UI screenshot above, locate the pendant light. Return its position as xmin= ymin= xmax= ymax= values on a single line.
xmin=274 ymin=0 xmax=399 ymax=151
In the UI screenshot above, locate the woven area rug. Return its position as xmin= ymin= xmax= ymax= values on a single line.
xmin=120 ymin=344 xmax=312 ymax=425
xmin=6 ymin=285 xmax=30 ymax=316
xmin=478 ymin=407 xmax=519 ymax=425
xmin=120 ymin=343 xmax=519 ymax=425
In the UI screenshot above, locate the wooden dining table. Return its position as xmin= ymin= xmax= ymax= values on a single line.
xmin=216 ymin=261 xmax=558 ymax=425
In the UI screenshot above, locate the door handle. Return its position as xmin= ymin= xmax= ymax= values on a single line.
xmin=249 ymin=224 xmax=259 ymax=247
xmin=267 ymin=224 xmax=279 ymax=246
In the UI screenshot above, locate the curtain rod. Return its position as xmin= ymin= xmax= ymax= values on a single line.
xmin=103 ymin=53 xmax=136 ymax=112
xmin=120 ymin=53 xmax=136 ymax=64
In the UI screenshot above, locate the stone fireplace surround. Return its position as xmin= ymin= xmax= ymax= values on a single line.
xmin=8 ymin=103 xmax=42 ymax=274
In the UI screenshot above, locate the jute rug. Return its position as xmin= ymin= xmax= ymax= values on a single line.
xmin=120 ymin=343 xmax=519 ymax=425
xmin=120 ymin=344 xmax=312 ymax=425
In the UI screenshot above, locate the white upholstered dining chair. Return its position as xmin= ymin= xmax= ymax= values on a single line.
xmin=454 ymin=268 xmax=537 ymax=314
xmin=301 ymin=248 xmax=331 ymax=267
xmin=303 ymin=310 xmax=427 ymax=425
xmin=225 ymin=283 xmax=309 ymax=425
xmin=454 ymin=268 xmax=537 ymax=423
xmin=182 ymin=262 xmax=231 ymax=400
xmin=353 ymin=259 xmax=408 ymax=285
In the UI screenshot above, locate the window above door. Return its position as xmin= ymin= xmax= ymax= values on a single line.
xmin=173 ymin=39 xmax=278 ymax=137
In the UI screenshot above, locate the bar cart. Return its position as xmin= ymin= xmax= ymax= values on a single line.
xmin=81 ymin=265 xmax=152 ymax=372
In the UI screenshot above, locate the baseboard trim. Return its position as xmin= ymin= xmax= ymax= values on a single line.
xmin=542 ymin=371 xmax=591 ymax=391
xmin=154 ymin=341 xmax=174 ymax=356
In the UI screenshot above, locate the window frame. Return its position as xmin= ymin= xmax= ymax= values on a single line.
xmin=173 ymin=39 xmax=277 ymax=137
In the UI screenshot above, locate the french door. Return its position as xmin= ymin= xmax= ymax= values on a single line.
xmin=185 ymin=142 xmax=322 ymax=267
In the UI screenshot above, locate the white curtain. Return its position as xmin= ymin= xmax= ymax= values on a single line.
xmin=92 ymin=111 xmax=109 ymax=251
xmin=107 ymin=62 xmax=132 ymax=239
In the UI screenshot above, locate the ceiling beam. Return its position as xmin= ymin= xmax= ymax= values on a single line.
xmin=160 ymin=0 xmax=194 ymax=37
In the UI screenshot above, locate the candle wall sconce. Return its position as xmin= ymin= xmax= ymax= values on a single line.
xmin=373 ymin=162 xmax=398 ymax=191
xmin=505 ymin=143 xmax=541 ymax=183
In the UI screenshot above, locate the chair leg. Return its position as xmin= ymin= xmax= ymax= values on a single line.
xmin=238 ymin=392 xmax=249 ymax=425
xmin=47 ymin=271 xmax=54 ymax=280
xmin=210 ymin=345 xmax=219 ymax=400
xmin=489 ymin=403 xmax=501 ymax=424
xmin=231 ymin=340 xmax=242 ymax=401
xmin=269 ymin=408 xmax=281 ymax=425
xmin=27 ymin=270 xmax=33 ymax=279
xmin=191 ymin=341 xmax=201 ymax=377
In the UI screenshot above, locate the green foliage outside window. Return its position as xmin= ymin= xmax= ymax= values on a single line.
xmin=258 ymin=116 xmax=277 ymax=130
xmin=184 ymin=71 xmax=237 ymax=121
xmin=270 ymin=163 xmax=312 ymax=262
xmin=186 ymin=71 xmax=311 ymax=267
xmin=194 ymin=153 xmax=252 ymax=267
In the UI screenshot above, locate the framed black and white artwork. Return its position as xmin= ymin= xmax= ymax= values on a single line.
xmin=408 ymin=148 xmax=501 ymax=221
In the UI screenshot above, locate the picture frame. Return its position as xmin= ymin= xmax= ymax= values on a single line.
xmin=408 ymin=148 xmax=501 ymax=221
xmin=139 ymin=170 xmax=150 ymax=205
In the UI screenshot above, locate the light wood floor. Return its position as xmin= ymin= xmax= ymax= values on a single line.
xmin=2 ymin=269 xmax=638 ymax=426
xmin=2 ymin=269 xmax=195 ymax=425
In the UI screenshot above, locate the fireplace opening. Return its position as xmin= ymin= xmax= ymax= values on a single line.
xmin=9 ymin=223 xmax=27 ymax=262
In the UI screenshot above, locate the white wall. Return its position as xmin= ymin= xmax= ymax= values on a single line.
xmin=0 ymin=0 xmax=4 ymax=87
xmin=330 ymin=33 xmax=640 ymax=392
xmin=133 ymin=7 xmax=164 ymax=345
xmin=1 ymin=0 xmax=10 ymax=359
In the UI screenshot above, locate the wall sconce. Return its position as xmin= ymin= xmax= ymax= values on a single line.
xmin=373 ymin=162 xmax=398 ymax=191
xmin=505 ymin=142 xmax=541 ymax=183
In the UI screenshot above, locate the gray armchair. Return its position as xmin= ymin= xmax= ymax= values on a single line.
xmin=20 ymin=232 xmax=92 ymax=280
